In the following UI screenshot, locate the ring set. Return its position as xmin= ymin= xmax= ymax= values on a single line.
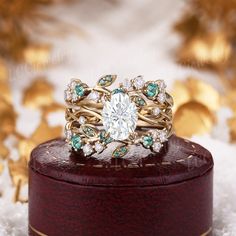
xmin=64 ymin=75 xmax=173 ymax=158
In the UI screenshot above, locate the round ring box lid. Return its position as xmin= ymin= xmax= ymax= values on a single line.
xmin=29 ymin=135 xmax=213 ymax=236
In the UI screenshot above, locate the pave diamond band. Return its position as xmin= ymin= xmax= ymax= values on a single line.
xmin=65 ymin=75 xmax=173 ymax=158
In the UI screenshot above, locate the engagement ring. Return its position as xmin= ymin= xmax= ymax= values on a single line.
xmin=64 ymin=75 xmax=173 ymax=158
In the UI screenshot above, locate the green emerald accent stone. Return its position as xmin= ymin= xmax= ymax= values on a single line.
xmin=83 ymin=126 xmax=96 ymax=137
xmin=99 ymin=131 xmax=113 ymax=144
xmin=98 ymin=75 xmax=116 ymax=87
xmin=99 ymin=79 xmax=105 ymax=86
xmin=112 ymin=88 xmax=125 ymax=94
xmin=106 ymin=75 xmax=112 ymax=81
xmin=135 ymin=97 xmax=146 ymax=106
xmin=146 ymin=83 xmax=159 ymax=97
xmin=113 ymin=146 xmax=128 ymax=158
xmin=75 ymin=84 xmax=85 ymax=97
xmin=71 ymin=135 xmax=82 ymax=150
xmin=143 ymin=136 xmax=153 ymax=148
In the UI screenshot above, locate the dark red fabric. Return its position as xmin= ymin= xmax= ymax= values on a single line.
xmin=28 ymin=135 xmax=213 ymax=236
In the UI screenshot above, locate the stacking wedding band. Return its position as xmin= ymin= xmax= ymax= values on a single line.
xmin=64 ymin=75 xmax=173 ymax=158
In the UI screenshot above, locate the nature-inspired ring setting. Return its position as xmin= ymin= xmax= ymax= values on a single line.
xmin=64 ymin=75 xmax=173 ymax=158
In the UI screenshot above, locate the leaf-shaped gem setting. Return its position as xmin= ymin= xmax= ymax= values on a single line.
xmin=81 ymin=125 xmax=98 ymax=138
xmin=97 ymin=75 xmax=117 ymax=87
xmin=99 ymin=130 xmax=113 ymax=144
xmin=112 ymin=145 xmax=128 ymax=158
xmin=131 ymin=95 xmax=147 ymax=107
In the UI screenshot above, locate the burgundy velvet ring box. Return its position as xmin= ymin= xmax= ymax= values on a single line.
xmin=28 ymin=135 xmax=213 ymax=236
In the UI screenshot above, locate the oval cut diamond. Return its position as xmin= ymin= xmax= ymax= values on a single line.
xmin=102 ymin=93 xmax=138 ymax=140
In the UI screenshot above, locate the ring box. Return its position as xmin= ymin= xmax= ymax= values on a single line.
xmin=28 ymin=135 xmax=213 ymax=236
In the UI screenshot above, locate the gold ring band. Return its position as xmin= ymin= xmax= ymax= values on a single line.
xmin=64 ymin=75 xmax=173 ymax=158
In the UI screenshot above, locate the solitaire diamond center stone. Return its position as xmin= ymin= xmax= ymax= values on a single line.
xmin=102 ymin=93 xmax=138 ymax=141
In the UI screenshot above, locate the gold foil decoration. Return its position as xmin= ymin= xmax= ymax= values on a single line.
xmin=171 ymin=78 xmax=220 ymax=112
xmin=31 ymin=119 xmax=62 ymax=144
xmin=0 ymin=0 xmax=68 ymax=62
xmin=8 ymin=118 xmax=62 ymax=203
xmin=8 ymin=157 xmax=28 ymax=203
xmin=0 ymin=0 xmax=73 ymax=202
xmin=7 ymin=119 xmax=62 ymax=203
xmin=0 ymin=60 xmax=11 ymax=103
xmin=174 ymin=0 xmax=236 ymax=73
xmin=171 ymin=80 xmax=190 ymax=113
xmin=0 ymin=142 xmax=9 ymax=160
xmin=8 ymin=138 xmax=35 ymax=202
xmin=174 ymin=0 xmax=236 ymax=140
xmin=171 ymin=78 xmax=219 ymax=137
xmin=186 ymin=78 xmax=220 ymax=112
xmin=223 ymin=89 xmax=236 ymax=114
xmin=0 ymin=81 xmax=12 ymax=104
xmin=18 ymin=139 xmax=36 ymax=162
xmin=42 ymin=102 xmax=65 ymax=116
xmin=227 ymin=117 xmax=236 ymax=142
xmin=173 ymin=101 xmax=215 ymax=137
xmin=177 ymin=33 xmax=231 ymax=66
xmin=0 ymin=97 xmax=17 ymax=135
xmin=0 ymin=162 xmax=3 ymax=174
xmin=8 ymin=77 xmax=63 ymax=203
xmin=0 ymin=59 xmax=8 ymax=81
xmin=8 ymin=157 xmax=28 ymax=187
xmin=23 ymin=45 xmax=51 ymax=69
xmin=23 ymin=78 xmax=54 ymax=109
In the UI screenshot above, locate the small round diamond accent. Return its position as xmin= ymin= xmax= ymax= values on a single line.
xmin=70 ymin=80 xmax=77 ymax=89
xmin=94 ymin=142 xmax=104 ymax=153
xmin=133 ymin=76 xmax=145 ymax=89
xmin=64 ymin=90 xmax=71 ymax=101
xmin=150 ymin=130 xmax=159 ymax=140
xmin=71 ymin=92 xmax=78 ymax=102
xmin=123 ymin=78 xmax=132 ymax=90
xmin=159 ymin=130 xmax=167 ymax=142
xmin=79 ymin=116 xmax=86 ymax=125
xmin=158 ymin=80 xmax=166 ymax=90
xmin=65 ymin=129 xmax=72 ymax=140
xmin=157 ymin=93 xmax=166 ymax=103
xmin=152 ymin=107 xmax=160 ymax=116
xmin=153 ymin=142 xmax=162 ymax=152
xmin=88 ymin=91 xmax=100 ymax=102
xmin=83 ymin=144 xmax=93 ymax=156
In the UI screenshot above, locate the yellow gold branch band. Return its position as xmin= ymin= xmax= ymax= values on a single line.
xmin=64 ymin=75 xmax=173 ymax=158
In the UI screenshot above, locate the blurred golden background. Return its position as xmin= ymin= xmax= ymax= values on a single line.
xmin=0 ymin=0 xmax=235 ymax=216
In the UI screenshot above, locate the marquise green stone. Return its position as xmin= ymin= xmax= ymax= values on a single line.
xmin=135 ymin=97 xmax=146 ymax=106
xmin=99 ymin=131 xmax=113 ymax=144
xmin=113 ymin=146 xmax=128 ymax=158
xmin=143 ymin=136 xmax=153 ymax=148
xmin=98 ymin=75 xmax=115 ymax=87
xmin=83 ymin=126 xmax=96 ymax=137
xmin=98 ymin=79 xmax=105 ymax=86
xmin=71 ymin=135 xmax=82 ymax=150
xmin=112 ymin=88 xmax=125 ymax=94
xmin=146 ymin=83 xmax=159 ymax=97
xmin=106 ymin=75 xmax=113 ymax=81
xmin=75 ymin=84 xmax=85 ymax=97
